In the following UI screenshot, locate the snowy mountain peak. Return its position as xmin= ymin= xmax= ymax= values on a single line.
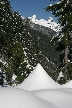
xmin=28 ymin=15 xmax=61 ymax=32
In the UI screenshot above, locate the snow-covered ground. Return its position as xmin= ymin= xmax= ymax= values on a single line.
xmin=0 ymin=63 xmax=72 ymax=108
xmin=62 ymin=80 xmax=72 ymax=88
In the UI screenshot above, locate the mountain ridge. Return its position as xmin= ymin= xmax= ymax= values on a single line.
xmin=21 ymin=15 xmax=61 ymax=32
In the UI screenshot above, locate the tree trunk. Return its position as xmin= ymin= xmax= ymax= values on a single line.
xmin=64 ymin=45 xmax=68 ymax=82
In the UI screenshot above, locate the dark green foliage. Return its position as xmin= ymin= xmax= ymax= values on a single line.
xmin=4 ymin=42 xmax=28 ymax=85
xmin=45 ymin=0 xmax=72 ymax=84
xmin=68 ymin=63 xmax=72 ymax=80
xmin=45 ymin=0 xmax=72 ymax=34
xmin=0 ymin=0 xmax=30 ymax=85
xmin=57 ymin=77 xmax=66 ymax=85
xmin=0 ymin=69 xmax=5 ymax=86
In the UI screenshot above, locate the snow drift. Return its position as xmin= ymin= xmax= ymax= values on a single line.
xmin=0 ymin=63 xmax=72 ymax=108
xmin=0 ymin=87 xmax=56 ymax=108
xmin=62 ymin=80 xmax=72 ymax=88
xmin=16 ymin=63 xmax=61 ymax=91
xmin=32 ymin=89 xmax=72 ymax=108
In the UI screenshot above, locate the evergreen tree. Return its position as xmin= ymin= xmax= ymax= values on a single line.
xmin=0 ymin=0 xmax=30 ymax=85
xmin=0 ymin=0 xmax=12 ymax=85
xmin=45 ymin=0 xmax=72 ymax=83
xmin=0 ymin=68 xmax=5 ymax=86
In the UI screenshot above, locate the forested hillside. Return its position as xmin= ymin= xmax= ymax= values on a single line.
xmin=22 ymin=18 xmax=60 ymax=81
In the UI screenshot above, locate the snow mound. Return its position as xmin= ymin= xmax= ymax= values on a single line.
xmin=32 ymin=89 xmax=72 ymax=108
xmin=0 ymin=87 xmax=56 ymax=108
xmin=16 ymin=63 xmax=61 ymax=91
xmin=62 ymin=80 xmax=72 ymax=88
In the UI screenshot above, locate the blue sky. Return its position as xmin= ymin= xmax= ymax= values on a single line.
xmin=10 ymin=0 xmax=57 ymax=22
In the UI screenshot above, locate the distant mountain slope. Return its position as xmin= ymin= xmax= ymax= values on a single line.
xmin=29 ymin=21 xmax=56 ymax=39
xmin=22 ymin=15 xmax=56 ymax=38
xmin=21 ymin=16 xmax=60 ymax=81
